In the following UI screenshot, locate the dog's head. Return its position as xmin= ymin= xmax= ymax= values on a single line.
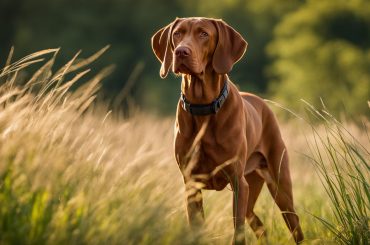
xmin=151 ymin=17 xmax=247 ymax=78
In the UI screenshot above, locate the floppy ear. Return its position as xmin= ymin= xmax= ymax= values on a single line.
xmin=212 ymin=19 xmax=248 ymax=74
xmin=151 ymin=19 xmax=179 ymax=78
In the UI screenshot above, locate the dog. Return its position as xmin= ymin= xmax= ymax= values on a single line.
xmin=151 ymin=17 xmax=304 ymax=244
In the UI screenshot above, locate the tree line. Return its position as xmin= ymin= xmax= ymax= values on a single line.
xmin=1 ymin=0 xmax=369 ymax=117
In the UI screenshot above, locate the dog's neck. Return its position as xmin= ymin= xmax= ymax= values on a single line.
xmin=180 ymin=69 xmax=226 ymax=105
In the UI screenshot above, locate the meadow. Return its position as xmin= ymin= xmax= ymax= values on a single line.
xmin=0 ymin=49 xmax=368 ymax=245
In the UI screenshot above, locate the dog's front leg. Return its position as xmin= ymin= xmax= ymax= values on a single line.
xmin=231 ymin=176 xmax=249 ymax=245
xmin=185 ymin=182 xmax=205 ymax=228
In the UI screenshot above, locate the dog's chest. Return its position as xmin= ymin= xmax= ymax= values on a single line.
xmin=193 ymin=142 xmax=232 ymax=190
xmin=175 ymin=131 xmax=242 ymax=190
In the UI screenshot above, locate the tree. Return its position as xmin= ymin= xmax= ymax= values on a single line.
xmin=267 ymin=0 xmax=370 ymax=117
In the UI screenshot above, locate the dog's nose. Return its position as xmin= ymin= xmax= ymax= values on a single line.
xmin=175 ymin=47 xmax=191 ymax=57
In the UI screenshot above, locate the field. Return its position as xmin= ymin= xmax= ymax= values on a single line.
xmin=0 ymin=50 xmax=368 ymax=245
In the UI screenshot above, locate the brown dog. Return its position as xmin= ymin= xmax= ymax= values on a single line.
xmin=151 ymin=17 xmax=304 ymax=244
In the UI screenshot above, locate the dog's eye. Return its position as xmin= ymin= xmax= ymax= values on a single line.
xmin=173 ymin=31 xmax=181 ymax=38
xmin=200 ymin=31 xmax=209 ymax=38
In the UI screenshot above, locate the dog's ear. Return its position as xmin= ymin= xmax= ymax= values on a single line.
xmin=212 ymin=19 xmax=247 ymax=74
xmin=151 ymin=19 xmax=179 ymax=78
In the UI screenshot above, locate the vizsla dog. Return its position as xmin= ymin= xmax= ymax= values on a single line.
xmin=151 ymin=17 xmax=304 ymax=244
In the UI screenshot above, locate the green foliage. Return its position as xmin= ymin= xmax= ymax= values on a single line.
xmin=1 ymin=0 xmax=186 ymax=112
xmin=267 ymin=0 xmax=370 ymax=118
xmin=304 ymin=103 xmax=369 ymax=244
xmin=2 ymin=0 xmax=369 ymax=116
xmin=1 ymin=0 xmax=303 ymax=114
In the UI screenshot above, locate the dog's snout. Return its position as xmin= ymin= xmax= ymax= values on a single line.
xmin=175 ymin=47 xmax=191 ymax=57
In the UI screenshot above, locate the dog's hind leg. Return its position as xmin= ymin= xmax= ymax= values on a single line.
xmin=263 ymin=147 xmax=304 ymax=244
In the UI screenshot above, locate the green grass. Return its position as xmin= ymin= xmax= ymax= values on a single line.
xmin=303 ymin=102 xmax=369 ymax=245
xmin=0 ymin=49 xmax=368 ymax=244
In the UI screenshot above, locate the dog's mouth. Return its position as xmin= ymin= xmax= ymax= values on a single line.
xmin=174 ymin=64 xmax=192 ymax=74
xmin=174 ymin=61 xmax=203 ymax=77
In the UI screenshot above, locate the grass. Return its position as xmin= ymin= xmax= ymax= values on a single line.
xmin=303 ymin=102 xmax=369 ymax=245
xmin=0 ymin=49 xmax=368 ymax=244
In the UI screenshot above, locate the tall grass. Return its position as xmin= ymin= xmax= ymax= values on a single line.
xmin=0 ymin=49 xmax=204 ymax=245
xmin=0 ymin=49 xmax=368 ymax=244
xmin=304 ymin=103 xmax=369 ymax=245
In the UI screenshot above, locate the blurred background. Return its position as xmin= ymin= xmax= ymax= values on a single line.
xmin=1 ymin=0 xmax=369 ymax=117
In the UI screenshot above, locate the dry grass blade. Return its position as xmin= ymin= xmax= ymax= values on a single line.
xmin=52 ymin=69 xmax=91 ymax=101
xmin=34 ymin=51 xmax=81 ymax=102
xmin=181 ymin=118 xmax=209 ymax=179
xmin=71 ymin=65 xmax=114 ymax=103
xmin=3 ymin=70 xmax=19 ymax=91
xmin=0 ymin=49 xmax=59 ymax=77
xmin=2 ymin=48 xmax=368 ymax=245
xmin=5 ymin=46 xmax=14 ymax=67
xmin=25 ymin=50 xmax=59 ymax=87
xmin=0 ymin=88 xmax=24 ymax=105
xmin=55 ymin=45 xmax=110 ymax=76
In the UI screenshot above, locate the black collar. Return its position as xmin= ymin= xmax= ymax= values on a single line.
xmin=180 ymin=81 xmax=229 ymax=116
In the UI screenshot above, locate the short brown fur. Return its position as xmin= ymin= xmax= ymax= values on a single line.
xmin=152 ymin=17 xmax=304 ymax=244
